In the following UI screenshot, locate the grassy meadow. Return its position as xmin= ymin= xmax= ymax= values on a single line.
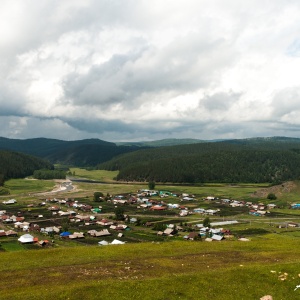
xmin=1 ymin=235 xmax=300 ymax=299
xmin=69 ymin=168 xmax=119 ymax=182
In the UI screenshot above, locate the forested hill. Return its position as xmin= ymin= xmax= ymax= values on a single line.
xmin=116 ymin=138 xmax=206 ymax=147
xmin=0 ymin=150 xmax=53 ymax=185
xmin=0 ymin=137 xmax=143 ymax=167
xmin=98 ymin=138 xmax=300 ymax=183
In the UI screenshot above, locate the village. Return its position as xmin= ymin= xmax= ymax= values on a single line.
xmin=1 ymin=184 xmax=300 ymax=250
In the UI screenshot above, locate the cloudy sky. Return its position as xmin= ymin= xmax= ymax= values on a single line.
xmin=1 ymin=0 xmax=300 ymax=142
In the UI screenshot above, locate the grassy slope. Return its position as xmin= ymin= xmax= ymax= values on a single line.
xmin=0 ymin=235 xmax=300 ymax=299
xmin=3 ymin=178 xmax=55 ymax=195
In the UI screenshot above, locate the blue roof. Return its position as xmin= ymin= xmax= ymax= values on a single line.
xmin=60 ymin=231 xmax=71 ymax=236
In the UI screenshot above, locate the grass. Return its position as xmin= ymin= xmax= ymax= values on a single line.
xmin=0 ymin=241 xmax=25 ymax=251
xmin=3 ymin=178 xmax=55 ymax=195
xmin=0 ymin=236 xmax=300 ymax=299
xmin=69 ymin=168 xmax=119 ymax=182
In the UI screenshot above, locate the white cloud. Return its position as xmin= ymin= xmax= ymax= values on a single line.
xmin=1 ymin=0 xmax=300 ymax=141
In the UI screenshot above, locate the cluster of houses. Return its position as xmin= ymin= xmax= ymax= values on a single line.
xmin=156 ymin=222 xmax=233 ymax=242
xmin=205 ymin=196 xmax=277 ymax=217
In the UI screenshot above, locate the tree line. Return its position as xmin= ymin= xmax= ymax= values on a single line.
xmin=33 ymin=169 xmax=66 ymax=180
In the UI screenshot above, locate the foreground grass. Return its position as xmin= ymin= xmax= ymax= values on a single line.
xmin=1 ymin=235 xmax=300 ymax=299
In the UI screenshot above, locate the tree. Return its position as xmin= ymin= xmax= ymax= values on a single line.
xmin=0 ymin=174 xmax=4 ymax=186
xmin=148 ymin=181 xmax=156 ymax=190
xmin=203 ymin=217 xmax=211 ymax=228
xmin=114 ymin=207 xmax=125 ymax=221
xmin=267 ymin=193 xmax=277 ymax=200
xmin=152 ymin=222 xmax=166 ymax=231
xmin=93 ymin=192 xmax=104 ymax=202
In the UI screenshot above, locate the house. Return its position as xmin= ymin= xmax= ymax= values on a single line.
xmin=6 ymin=230 xmax=18 ymax=237
xmin=181 ymin=196 xmax=194 ymax=201
xmin=150 ymin=205 xmax=167 ymax=211
xmin=130 ymin=217 xmax=137 ymax=224
xmin=97 ymin=219 xmax=114 ymax=226
xmin=291 ymin=204 xmax=300 ymax=209
xmin=98 ymin=240 xmax=109 ymax=246
xmin=211 ymin=234 xmax=224 ymax=241
xmin=88 ymin=229 xmax=111 ymax=237
xmin=38 ymin=240 xmax=49 ymax=246
xmin=163 ymin=228 xmax=176 ymax=236
xmin=110 ymin=239 xmax=125 ymax=245
xmin=18 ymin=234 xmax=34 ymax=243
xmin=168 ymin=204 xmax=179 ymax=209
xmin=2 ymin=199 xmax=17 ymax=205
xmin=69 ymin=232 xmax=85 ymax=239
xmin=179 ymin=210 xmax=188 ymax=217
xmin=60 ymin=231 xmax=71 ymax=238
xmin=194 ymin=208 xmax=206 ymax=214
xmin=206 ymin=209 xmax=218 ymax=215
xmin=184 ymin=232 xmax=200 ymax=240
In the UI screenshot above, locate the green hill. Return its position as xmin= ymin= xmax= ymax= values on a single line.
xmin=0 ymin=137 xmax=142 ymax=167
xmin=99 ymin=138 xmax=300 ymax=184
xmin=1 ymin=236 xmax=300 ymax=299
xmin=0 ymin=150 xmax=53 ymax=184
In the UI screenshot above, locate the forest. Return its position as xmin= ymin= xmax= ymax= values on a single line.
xmin=0 ymin=150 xmax=53 ymax=186
xmin=98 ymin=139 xmax=300 ymax=184
xmin=0 ymin=137 xmax=144 ymax=167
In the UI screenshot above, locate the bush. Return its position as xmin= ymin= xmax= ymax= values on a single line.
xmin=267 ymin=193 xmax=277 ymax=200
xmin=94 ymin=192 xmax=104 ymax=202
xmin=148 ymin=181 xmax=156 ymax=190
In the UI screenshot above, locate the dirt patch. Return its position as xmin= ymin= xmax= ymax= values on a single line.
xmin=251 ymin=181 xmax=296 ymax=198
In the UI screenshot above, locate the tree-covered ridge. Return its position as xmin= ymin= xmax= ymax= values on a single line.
xmin=98 ymin=141 xmax=300 ymax=183
xmin=116 ymin=138 xmax=206 ymax=147
xmin=0 ymin=150 xmax=53 ymax=185
xmin=0 ymin=137 xmax=144 ymax=167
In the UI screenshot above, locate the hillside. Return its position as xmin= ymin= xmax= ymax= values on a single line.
xmin=1 ymin=237 xmax=300 ymax=299
xmin=0 ymin=150 xmax=53 ymax=184
xmin=0 ymin=137 xmax=142 ymax=167
xmin=99 ymin=138 xmax=300 ymax=184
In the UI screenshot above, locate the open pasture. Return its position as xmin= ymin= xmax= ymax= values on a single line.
xmin=0 ymin=236 xmax=300 ymax=299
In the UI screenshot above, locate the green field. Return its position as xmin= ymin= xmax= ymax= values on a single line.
xmin=69 ymin=168 xmax=119 ymax=182
xmin=3 ymin=178 xmax=55 ymax=195
xmin=0 ymin=235 xmax=300 ymax=299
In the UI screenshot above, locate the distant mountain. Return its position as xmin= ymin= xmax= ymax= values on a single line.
xmin=2 ymin=136 xmax=300 ymax=172
xmin=0 ymin=137 xmax=143 ymax=167
xmin=116 ymin=138 xmax=206 ymax=147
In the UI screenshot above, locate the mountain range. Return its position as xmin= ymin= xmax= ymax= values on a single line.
xmin=2 ymin=136 xmax=300 ymax=184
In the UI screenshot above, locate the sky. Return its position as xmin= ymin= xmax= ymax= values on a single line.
xmin=1 ymin=0 xmax=300 ymax=142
